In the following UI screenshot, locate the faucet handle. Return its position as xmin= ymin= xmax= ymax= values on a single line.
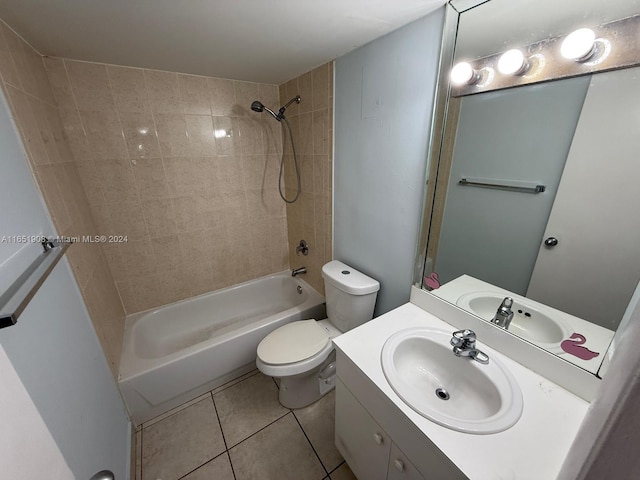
xmin=452 ymin=329 xmax=476 ymax=341
xmin=451 ymin=329 xmax=489 ymax=364
xmin=451 ymin=329 xmax=476 ymax=348
xmin=498 ymin=297 xmax=513 ymax=313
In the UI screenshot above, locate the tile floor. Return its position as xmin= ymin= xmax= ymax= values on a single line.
xmin=135 ymin=370 xmax=357 ymax=480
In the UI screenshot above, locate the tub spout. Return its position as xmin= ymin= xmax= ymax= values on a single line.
xmin=292 ymin=266 xmax=307 ymax=277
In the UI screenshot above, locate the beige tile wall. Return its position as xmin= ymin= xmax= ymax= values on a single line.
xmin=0 ymin=13 xmax=332 ymax=378
xmin=49 ymin=58 xmax=290 ymax=313
xmin=280 ymin=63 xmax=333 ymax=294
xmin=0 ymin=20 xmax=126 ymax=375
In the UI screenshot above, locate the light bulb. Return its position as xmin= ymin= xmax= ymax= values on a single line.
xmin=497 ymin=49 xmax=529 ymax=75
xmin=450 ymin=62 xmax=478 ymax=85
xmin=561 ymin=28 xmax=596 ymax=61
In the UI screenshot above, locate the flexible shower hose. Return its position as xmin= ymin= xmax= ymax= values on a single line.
xmin=278 ymin=117 xmax=301 ymax=203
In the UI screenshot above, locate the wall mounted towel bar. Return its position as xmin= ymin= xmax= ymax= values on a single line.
xmin=459 ymin=177 xmax=546 ymax=194
xmin=0 ymin=238 xmax=72 ymax=329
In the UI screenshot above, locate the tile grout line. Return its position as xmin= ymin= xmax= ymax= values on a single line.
xmin=225 ymin=450 xmax=237 ymax=480
xmin=210 ymin=391 xmax=229 ymax=450
xmin=292 ymin=410 xmax=329 ymax=479
xmin=210 ymin=391 xmax=237 ymax=480
xmin=224 ymin=409 xmax=292 ymax=450
xmin=328 ymin=460 xmax=347 ymax=476
xmin=176 ymin=451 xmax=230 ymax=480
xmin=178 ymin=451 xmax=229 ymax=480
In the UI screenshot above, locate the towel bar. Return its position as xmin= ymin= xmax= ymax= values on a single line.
xmin=459 ymin=177 xmax=546 ymax=194
xmin=0 ymin=238 xmax=72 ymax=329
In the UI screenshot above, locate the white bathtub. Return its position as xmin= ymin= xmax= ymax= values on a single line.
xmin=118 ymin=271 xmax=326 ymax=425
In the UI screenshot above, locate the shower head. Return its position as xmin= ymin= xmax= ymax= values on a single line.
xmin=250 ymin=95 xmax=302 ymax=121
xmin=250 ymin=100 xmax=280 ymax=120
xmin=251 ymin=100 xmax=264 ymax=112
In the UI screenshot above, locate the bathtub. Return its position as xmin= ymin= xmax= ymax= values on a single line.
xmin=118 ymin=271 xmax=326 ymax=425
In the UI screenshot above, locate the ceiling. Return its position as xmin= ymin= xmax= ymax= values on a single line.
xmin=0 ymin=0 xmax=447 ymax=85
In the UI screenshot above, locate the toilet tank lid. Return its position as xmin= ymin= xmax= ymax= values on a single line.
xmin=322 ymin=260 xmax=380 ymax=295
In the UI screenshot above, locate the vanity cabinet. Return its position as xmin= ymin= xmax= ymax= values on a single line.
xmin=335 ymin=378 xmax=391 ymax=480
xmin=387 ymin=443 xmax=425 ymax=480
xmin=337 ymin=378 xmax=438 ymax=480
xmin=335 ymin=350 xmax=467 ymax=480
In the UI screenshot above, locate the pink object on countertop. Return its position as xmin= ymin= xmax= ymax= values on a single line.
xmin=561 ymin=333 xmax=600 ymax=361
xmin=424 ymin=272 xmax=441 ymax=291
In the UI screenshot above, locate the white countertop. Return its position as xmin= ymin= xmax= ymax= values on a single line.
xmin=333 ymin=302 xmax=590 ymax=480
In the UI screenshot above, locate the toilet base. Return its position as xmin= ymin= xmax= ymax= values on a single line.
xmin=277 ymin=351 xmax=336 ymax=409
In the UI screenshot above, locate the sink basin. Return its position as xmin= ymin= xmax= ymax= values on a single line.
xmin=456 ymin=292 xmax=571 ymax=353
xmin=381 ymin=327 xmax=523 ymax=434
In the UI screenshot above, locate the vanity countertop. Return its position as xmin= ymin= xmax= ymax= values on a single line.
xmin=431 ymin=274 xmax=614 ymax=374
xmin=333 ymin=301 xmax=590 ymax=480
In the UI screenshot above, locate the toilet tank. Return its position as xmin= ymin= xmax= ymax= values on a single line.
xmin=322 ymin=260 xmax=380 ymax=332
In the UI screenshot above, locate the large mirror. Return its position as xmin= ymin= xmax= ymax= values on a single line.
xmin=419 ymin=0 xmax=640 ymax=376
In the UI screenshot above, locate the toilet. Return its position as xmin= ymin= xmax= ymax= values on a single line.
xmin=256 ymin=260 xmax=380 ymax=408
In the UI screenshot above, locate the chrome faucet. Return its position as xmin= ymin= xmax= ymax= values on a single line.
xmin=491 ymin=297 xmax=514 ymax=329
xmin=291 ymin=266 xmax=307 ymax=277
xmin=450 ymin=329 xmax=489 ymax=364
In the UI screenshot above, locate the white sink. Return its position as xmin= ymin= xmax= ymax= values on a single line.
xmin=381 ymin=327 xmax=523 ymax=434
xmin=456 ymin=292 xmax=571 ymax=353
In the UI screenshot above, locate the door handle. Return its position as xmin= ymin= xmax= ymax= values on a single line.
xmin=544 ymin=237 xmax=559 ymax=247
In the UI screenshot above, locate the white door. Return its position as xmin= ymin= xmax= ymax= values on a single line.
xmin=0 ymin=87 xmax=74 ymax=479
xmin=527 ymin=68 xmax=640 ymax=331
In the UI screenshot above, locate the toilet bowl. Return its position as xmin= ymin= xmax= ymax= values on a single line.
xmin=256 ymin=261 xmax=379 ymax=408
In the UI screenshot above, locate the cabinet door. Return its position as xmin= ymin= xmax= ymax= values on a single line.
xmin=388 ymin=443 xmax=425 ymax=480
xmin=335 ymin=379 xmax=391 ymax=480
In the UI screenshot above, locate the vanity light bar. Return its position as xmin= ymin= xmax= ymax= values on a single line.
xmin=450 ymin=62 xmax=479 ymax=85
xmin=560 ymin=28 xmax=597 ymax=62
xmin=451 ymin=14 xmax=640 ymax=97
xmin=497 ymin=49 xmax=530 ymax=76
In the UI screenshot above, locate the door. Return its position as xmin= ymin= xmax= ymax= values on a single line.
xmin=527 ymin=67 xmax=640 ymax=331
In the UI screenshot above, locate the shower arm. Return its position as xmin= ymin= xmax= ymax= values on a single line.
xmin=278 ymin=95 xmax=301 ymax=119
xmin=262 ymin=105 xmax=280 ymax=121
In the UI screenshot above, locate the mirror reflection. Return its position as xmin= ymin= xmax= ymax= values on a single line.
xmin=422 ymin=0 xmax=640 ymax=375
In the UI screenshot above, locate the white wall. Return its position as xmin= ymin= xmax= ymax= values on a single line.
xmin=334 ymin=8 xmax=445 ymax=315
xmin=0 ymin=90 xmax=130 ymax=478
xmin=0 ymin=345 xmax=73 ymax=479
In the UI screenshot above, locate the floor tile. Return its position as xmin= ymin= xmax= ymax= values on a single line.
xmin=330 ymin=462 xmax=357 ymax=480
xmin=210 ymin=368 xmax=259 ymax=395
xmin=214 ymin=372 xmax=289 ymax=446
xmin=141 ymin=397 xmax=225 ymax=480
xmin=294 ymin=390 xmax=343 ymax=472
xmin=180 ymin=453 xmax=235 ymax=480
xmin=142 ymin=392 xmax=211 ymax=429
xmin=229 ymin=413 xmax=326 ymax=480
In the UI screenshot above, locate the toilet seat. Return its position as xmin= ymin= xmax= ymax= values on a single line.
xmin=256 ymin=319 xmax=333 ymax=377
xmin=258 ymin=319 xmax=330 ymax=364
